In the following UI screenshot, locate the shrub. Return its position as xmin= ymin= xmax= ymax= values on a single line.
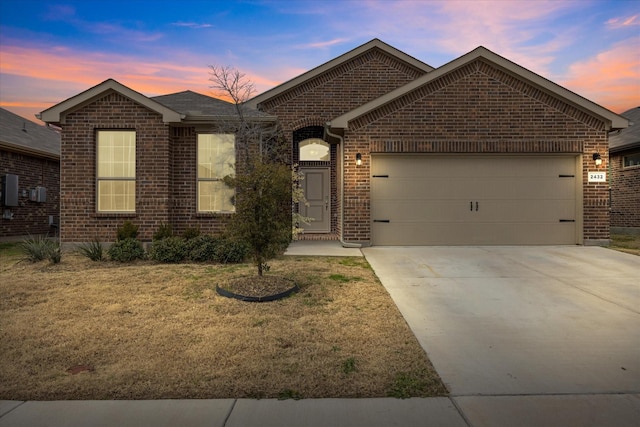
xmin=214 ymin=237 xmax=249 ymax=264
xmin=19 ymin=235 xmax=58 ymax=263
xmin=186 ymin=234 xmax=220 ymax=262
xmin=182 ymin=227 xmax=201 ymax=240
xmin=153 ymin=223 xmax=173 ymax=241
xmin=49 ymin=245 xmax=62 ymax=264
xmin=77 ymin=239 xmax=105 ymax=261
xmin=108 ymin=238 xmax=145 ymax=262
xmin=149 ymin=237 xmax=187 ymax=263
xmin=116 ymin=221 xmax=139 ymax=241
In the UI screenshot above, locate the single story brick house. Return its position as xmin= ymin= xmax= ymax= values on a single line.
xmin=609 ymin=106 xmax=640 ymax=233
xmin=1 ymin=107 xmax=60 ymax=238
xmin=39 ymin=39 xmax=628 ymax=246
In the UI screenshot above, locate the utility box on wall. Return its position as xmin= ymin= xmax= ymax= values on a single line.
xmin=29 ymin=186 xmax=47 ymax=203
xmin=1 ymin=174 xmax=19 ymax=207
xmin=36 ymin=186 xmax=47 ymax=202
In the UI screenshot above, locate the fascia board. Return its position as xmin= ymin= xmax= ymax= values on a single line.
xmin=246 ymin=39 xmax=433 ymax=109
xmin=0 ymin=141 xmax=60 ymax=161
xmin=38 ymin=79 xmax=183 ymax=124
xmin=609 ymin=140 xmax=640 ymax=153
xmin=330 ymin=47 xmax=629 ymax=131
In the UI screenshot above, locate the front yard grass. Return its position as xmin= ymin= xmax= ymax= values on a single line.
xmin=0 ymin=245 xmax=447 ymax=400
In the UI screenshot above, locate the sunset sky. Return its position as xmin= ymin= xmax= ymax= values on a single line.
xmin=1 ymin=0 xmax=638 ymax=124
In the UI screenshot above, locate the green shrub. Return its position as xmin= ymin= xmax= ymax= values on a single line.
xmin=149 ymin=237 xmax=187 ymax=263
xmin=214 ymin=237 xmax=249 ymax=264
xmin=182 ymin=227 xmax=201 ymax=240
xmin=186 ymin=234 xmax=220 ymax=262
xmin=108 ymin=238 xmax=145 ymax=262
xmin=116 ymin=221 xmax=139 ymax=241
xmin=77 ymin=239 xmax=105 ymax=261
xmin=49 ymin=245 xmax=62 ymax=264
xmin=19 ymin=235 xmax=58 ymax=263
xmin=153 ymin=223 xmax=173 ymax=241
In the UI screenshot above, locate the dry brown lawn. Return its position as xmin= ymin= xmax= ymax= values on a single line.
xmin=609 ymin=233 xmax=640 ymax=256
xmin=0 ymin=245 xmax=447 ymax=400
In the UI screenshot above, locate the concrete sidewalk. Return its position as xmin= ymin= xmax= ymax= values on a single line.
xmin=0 ymin=398 xmax=468 ymax=427
xmin=284 ymin=240 xmax=363 ymax=257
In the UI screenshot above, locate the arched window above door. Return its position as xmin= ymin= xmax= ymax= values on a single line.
xmin=299 ymin=138 xmax=330 ymax=161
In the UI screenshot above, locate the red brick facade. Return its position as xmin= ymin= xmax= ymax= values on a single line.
xmin=48 ymin=41 xmax=623 ymax=245
xmin=58 ymin=92 xmax=237 ymax=242
xmin=610 ymin=149 xmax=640 ymax=228
xmin=259 ymin=48 xmax=428 ymax=238
xmin=1 ymin=150 xmax=59 ymax=237
xmin=336 ymin=59 xmax=610 ymax=244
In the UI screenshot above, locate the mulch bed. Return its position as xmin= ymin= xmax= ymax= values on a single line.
xmin=217 ymin=275 xmax=299 ymax=302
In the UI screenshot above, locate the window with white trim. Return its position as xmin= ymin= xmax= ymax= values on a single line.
xmin=97 ymin=130 xmax=136 ymax=212
xmin=197 ymin=134 xmax=235 ymax=212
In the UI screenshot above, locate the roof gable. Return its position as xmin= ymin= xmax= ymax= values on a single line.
xmin=0 ymin=107 xmax=60 ymax=159
xmin=38 ymin=79 xmax=183 ymax=125
xmin=330 ymin=46 xmax=629 ymax=131
xmin=246 ymin=39 xmax=434 ymax=109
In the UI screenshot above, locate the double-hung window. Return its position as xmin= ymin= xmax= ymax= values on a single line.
xmin=197 ymin=134 xmax=235 ymax=213
xmin=96 ymin=130 xmax=136 ymax=212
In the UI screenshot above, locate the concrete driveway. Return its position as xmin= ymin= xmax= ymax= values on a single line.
xmin=362 ymin=246 xmax=640 ymax=422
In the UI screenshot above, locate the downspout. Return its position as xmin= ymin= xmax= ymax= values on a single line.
xmin=324 ymin=123 xmax=361 ymax=248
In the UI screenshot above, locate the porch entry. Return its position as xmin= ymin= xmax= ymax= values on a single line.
xmin=300 ymin=167 xmax=331 ymax=233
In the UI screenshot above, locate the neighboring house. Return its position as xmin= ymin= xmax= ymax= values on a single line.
xmin=1 ymin=107 xmax=60 ymax=238
xmin=39 ymin=39 xmax=628 ymax=246
xmin=609 ymin=106 xmax=640 ymax=233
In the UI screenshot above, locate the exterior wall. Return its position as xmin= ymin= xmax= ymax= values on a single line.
xmin=610 ymin=149 xmax=640 ymax=228
xmin=341 ymin=59 xmax=610 ymax=244
xmin=60 ymin=92 xmax=171 ymax=242
xmin=259 ymin=48 xmax=427 ymax=236
xmin=1 ymin=149 xmax=60 ymax=237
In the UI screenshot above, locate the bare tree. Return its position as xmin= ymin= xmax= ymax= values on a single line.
xmin=209 ymin=65 xmax=297 ymax=277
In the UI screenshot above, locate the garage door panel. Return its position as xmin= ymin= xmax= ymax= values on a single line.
xmin=372 ymin=156 xmax=574 ymax=178
xmin=372 ymin=222 xmax=576 ymax=246
xmin=372 ymin=200 xmax=475 ymax=222
xmin=372 ymin=199 xmax=575 ymax=223
xmin=371 ymin=155 xmax=578 ymax=245
xmin=477 ymin=199 xmax=575 ymax=222
xmin=374 ymin=178 xmax=483 ymax=200
xmin=374 ymin=177 xmax=574 ymax=200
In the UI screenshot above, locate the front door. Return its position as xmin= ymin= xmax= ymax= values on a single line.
xmin=300 ymin=167 xmax=330 ymax=233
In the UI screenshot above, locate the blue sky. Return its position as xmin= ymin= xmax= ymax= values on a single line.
xmin=0 ymin=0 xmax=638 ymax=123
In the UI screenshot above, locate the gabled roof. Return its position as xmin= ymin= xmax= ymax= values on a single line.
xmin=329 ymin=46 xmax=629 ymax=131
xmin=609 ymin=107 xmax=640 ymax=153
xmin=0 ymin=107 xmax=60 ymax=160
xmin=246 ymin=38 xmax=434 ymax=108
xmin=38 ymin=79 xmax=184 ymax=124
xmin=152 ymin=91 xmax=275 ymax=122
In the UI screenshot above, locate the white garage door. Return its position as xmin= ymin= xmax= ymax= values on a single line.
xmin=371 ymin=155 xmax=579 ymax=245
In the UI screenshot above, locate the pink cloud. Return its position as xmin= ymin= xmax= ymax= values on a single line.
xmin=560 ymin=37 xmax=640 ymax=114
xmin=0 ymin=44 xmax=286 ymax=123
xmin=606 ymin=14 xmax=639 ymax=29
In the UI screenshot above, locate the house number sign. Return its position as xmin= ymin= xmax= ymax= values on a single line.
xmin=588 ymin=171 xmax=606 ymax=182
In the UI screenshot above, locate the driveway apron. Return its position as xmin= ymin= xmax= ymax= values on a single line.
xmin=362 ymin=246 xmax=640 ymax=396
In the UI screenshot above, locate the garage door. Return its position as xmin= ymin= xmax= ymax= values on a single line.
xmin=371 ymin=155 xmax=578 ymax=245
